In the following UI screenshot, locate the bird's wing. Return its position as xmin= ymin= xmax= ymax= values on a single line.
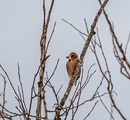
xmin=66 ymin=62 xmax=72 ymax=78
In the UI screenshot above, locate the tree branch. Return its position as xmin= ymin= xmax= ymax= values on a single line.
xmin=54 ymin=1 xmax=109 ymax=119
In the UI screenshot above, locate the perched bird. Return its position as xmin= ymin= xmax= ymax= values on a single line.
xmin=66 ymin=52 xmax=81 ymax=86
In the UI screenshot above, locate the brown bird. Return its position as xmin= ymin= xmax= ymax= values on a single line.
xmin=66 ymin=52 xmax=81 ymax=86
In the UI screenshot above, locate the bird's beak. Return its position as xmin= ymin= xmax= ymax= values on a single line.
xmin=66 ymin=56 xmax=70 ymax=59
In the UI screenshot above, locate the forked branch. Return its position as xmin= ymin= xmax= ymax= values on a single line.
xmin=54 ymin=0 xmax=109 ymax=119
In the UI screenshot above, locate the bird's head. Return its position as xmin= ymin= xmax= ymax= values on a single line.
xmin=66 ymin=52 xmax=78 ymax=62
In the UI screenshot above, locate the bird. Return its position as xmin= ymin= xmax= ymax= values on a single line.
xmin=66 ymin=52 xmax=81 ymax=86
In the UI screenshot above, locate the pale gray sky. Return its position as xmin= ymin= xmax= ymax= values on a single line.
xmin=0 ymin=0 xmax=130 ymax=120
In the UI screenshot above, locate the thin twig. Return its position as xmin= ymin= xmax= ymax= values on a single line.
xmin=46 ymin=22 xmax=56 ymax=53
xmin=83 ymin=101 xmax=98 ymax=120
xmin=98 ymin=93 xmax=115 ymax=120
xmin=125 ymin=32 xmax=130 ymax=54
xmin=62 ymin=19 xmax=88 ymax=37
xmin=17 ymin=63 xmax=28 ymax=113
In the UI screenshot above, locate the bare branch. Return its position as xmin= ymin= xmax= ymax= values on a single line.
xmin=98 ymin=93 xmax=115 ymax=120
xmin=0 ymin=73 xmax=6 ymax=118
xmin=36 ymin=0 xmax=56 ymax=119
xmin=17 ymin=63 xmax=28 ymax=113
xmin=62 ymin=19 xmax=88 ymax=37
xmin=54 ymin=1 xmax=109 ymax=119
xmin=46 ymin=0 xmax=55 ymax=29
xmin=83 ymin=101 xmax=98 ymax=120
xmin=43 ymin=0 xmax=46 ymax=29
xmin=98 ymin=0 xmax=130 ymax=80
xmin=28 ymin=55 xmax=50 ymax=118
xmin=125 ymin=32 xmax=130 ymax=54
xmin=0 ymin=65 xmax=19 ymax=99
xmin=91 ymin=11 xmax=127 ymax=119
xmin=84 ymin=18 xmax=89 ymax=34
xmin=46 ymin=22 xmax=56 ymax=53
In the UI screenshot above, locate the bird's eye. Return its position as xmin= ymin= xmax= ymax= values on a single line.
xmin=71 ymin=55 xmax=74 ymax=57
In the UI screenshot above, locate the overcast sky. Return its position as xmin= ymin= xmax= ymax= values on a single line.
xmin=0 ymin=0 xmax=130 ymax=120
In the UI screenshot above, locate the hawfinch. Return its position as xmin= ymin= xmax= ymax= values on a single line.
xmin=66 ymin=52 xmax=81 ymax=86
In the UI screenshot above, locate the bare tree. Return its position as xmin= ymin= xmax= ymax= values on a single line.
xmin=0 ymin=0 xmax=129 ymax=120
